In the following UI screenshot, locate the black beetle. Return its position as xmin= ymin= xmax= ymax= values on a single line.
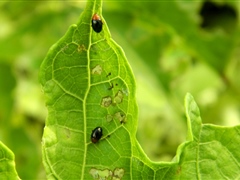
xmin=91 ymin=127 xmax=103 ymax=143
xmin=92 ymin=13 xmax=103 ymax=33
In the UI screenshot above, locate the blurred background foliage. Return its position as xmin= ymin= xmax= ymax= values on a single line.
xmin=0 ymin=0 xmax=240 ymax=179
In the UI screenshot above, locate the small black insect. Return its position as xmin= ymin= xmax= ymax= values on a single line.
xmin=91 ymin=127 xmax=103 ymax=143
xmin=92 ymin=13 xmax=103 ymax=33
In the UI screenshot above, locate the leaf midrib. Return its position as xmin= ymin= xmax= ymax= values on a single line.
xmin=81 ymin=0 xmax=96 ymax=179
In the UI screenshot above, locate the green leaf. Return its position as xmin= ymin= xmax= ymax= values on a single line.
xmin=40 ymin=0 xmax=240 ymax=179
xmin=174 ymin=93 xmax=240 ymax=179
xmin=0 ymin=62 xmax=16 ymax=137
xmin=0 ymin=142 xmax=19 ymax=179
xmin=40 ymin=0 xmax=138 ymax=179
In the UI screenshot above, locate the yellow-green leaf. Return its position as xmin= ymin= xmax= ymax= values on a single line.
xmin=0 ymin=142 xmax=19 ymax=179
xmin=39 ymin=0 xmax=240 ymax=179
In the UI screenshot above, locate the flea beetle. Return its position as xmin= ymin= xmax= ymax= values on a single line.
xmin=92 ymin=13 xmax=103 ymax=33
xmin=91 ymin=127 xmax=103 ymax=143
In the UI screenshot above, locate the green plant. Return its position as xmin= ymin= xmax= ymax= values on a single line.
xmin=1 ymin=0 xmax=240 ymax=179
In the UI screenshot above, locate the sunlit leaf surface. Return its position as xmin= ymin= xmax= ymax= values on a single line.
xmin=0 ymin=142 xmax=19 ymax=179
xmin=39 ymin=0 xmax=138 ymax=179
xmin=39 ymin=0 xmax=240 ymax=179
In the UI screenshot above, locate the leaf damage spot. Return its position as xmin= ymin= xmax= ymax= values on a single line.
xmin=89 ymin=167 xmax=124 ymax=180
xmin=92 ymin=65 xmax=102 ymax=75
xmin=62 ymin=43 xmax=78 ymax=55
xmin=122 ymin=88 xmax=129 ymax=96
xmin=64 ymin=128 xmax=71 ymax=139
xmin=113 ymin=168 xmax=124 ymax=179
xmin=114 ymin=111 xmax=126 ymax=124
xmin=101 ymin=96 xmax=112 ymax=107
xmin=176 ymin=166 xmax=181 ymax=175
xmin=106 ymin=114 xmax=113 ymax=122
xmin=89 ymin=168 xmax=112 ymax=180
xmin=78 ymin=44 xmax=87 ymax=52
xmin=114 ymin=90 xmax=123 ymax=104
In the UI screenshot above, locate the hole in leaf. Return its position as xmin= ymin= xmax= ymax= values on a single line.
xmin=101 ymin=96 xmax=112 ymax=107
xmin=114 ymin=111 xmax=126 ymax=124
xmin=89 ymin=168 xmax=113 ymax=179
xmin=92 ymin=65 xmax=102 ymax=75
xmin=113 ymin=168 xmax=124 ymax=179
xmin=89 ymin=167 xmax=124 ymax=180
xmin=114 ymin=90 xmax=124 ymax=104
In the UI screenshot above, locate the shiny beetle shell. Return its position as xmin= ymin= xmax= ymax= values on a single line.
xmin=92 ymin=13 xmax=103 ymax=33
xmin=91 ymin=127 xmax=103 ymax=143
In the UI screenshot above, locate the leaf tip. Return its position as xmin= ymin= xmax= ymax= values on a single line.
xmin=184 ymin=93 xmax=202 ymax=140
